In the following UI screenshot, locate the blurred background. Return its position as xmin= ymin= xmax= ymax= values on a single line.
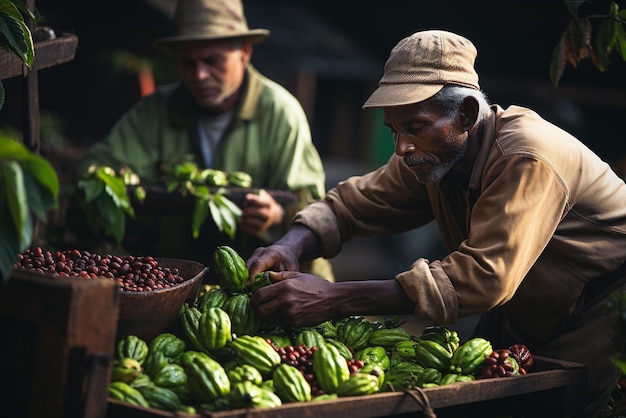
xmin=1 ymin=0 xmax=625 ymax=335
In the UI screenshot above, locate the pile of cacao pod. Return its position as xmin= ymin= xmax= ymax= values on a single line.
xmin=108 ymin=245 xmax=535 ymax=413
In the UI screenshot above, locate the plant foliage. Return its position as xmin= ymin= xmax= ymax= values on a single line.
xmin=0 ymin=136 xmax=58 ymax=283
xmin=550 ymin=0 xmax=626 ymax=86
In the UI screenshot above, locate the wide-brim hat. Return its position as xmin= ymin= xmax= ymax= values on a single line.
xmin=154 ymin=0 xmax=270 ymax=52
xmin=363 ymin=30 xmax=480 ymax=108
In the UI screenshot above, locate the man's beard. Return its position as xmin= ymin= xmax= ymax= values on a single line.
xmin=404 ymin=133 xmax=467 ymax=184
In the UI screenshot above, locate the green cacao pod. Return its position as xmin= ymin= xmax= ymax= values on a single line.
xmin=336 ymin=373 xmax=380 ymax=397
xmin=213 ymin=245 xmax=248 ymax=293
xmin=312 ymin=343 xmax=350 ymax=394
xmin=230 ymin=335 xmax=281 ymax=375
xmin=228 ymin=170 xmax=253 ymax=188
xmin=111 ymin=357 xmax=142 ymax=383
xmin=143 ymin=349 xmax=169 ymax=379
xmin=179 ymin=303 xmax=204 ymax=351
xmin=247 ymin=271 xmax=271 ymax=293
xmin=368 ymin=327 xmax=412 ymax=349
xmin=418 ymin=367 xmax=442 ymax=387
xmin=116 ymin=335 xmax=149 ymax=364
xmin=449 ymin=337 xmax=493 ymax=375
xmin=335 ymin=316 xmax=376 ymax=352
xmin=258 ymin=328 xmax=293 ymax=349
xmin=295 ymin=329 xmax=326 ymax=350
xmin=420 ymin=326 xmax=461 ymax=355
xmin=384 ymin=361 xmax=425 ymax=390
xmin=359 ymin=363 xmax=386 ymax=391
xmin=324 ymin=338 xmax=353 ymax=361
xmin=228 ymin=381 xmax=264 ymax=409
xmin=221 ymin=293 xmax=262 ymax=337
xmin=413 ymin=339 xmax=453 ymax=372
xmin=439 ymin=373 xmax=475 ymax=386
xmin=136 ymin=383 xmax=185 ymax=412
xmin=256 ymin=386 xmax=283 ymax=408
xmin=227 ymin=364 xmax=263 ymax=386
xmin=197 ymin=287 xmax=231 ymax=312
xmin=313 ymin=320 xmax=338 ymax=339
xmin=198 ymin=307 xmax=233 ymax=352
xmin=181 ymin=350 xmax=230 ymax=402
xmin=153 ymin=363 xmax=187 ymax=390
xmin=273 ymin=363 xmax=312 ymax=403
xmin=148 ymin=333 xmax=186 ymax=360
xmin=108 ymin=381 xmax=149 ymax=408
xmin=354 ymin=346 xmax=390 ymax=371
xmin=394 ymin=340 xmax=417 ymax=361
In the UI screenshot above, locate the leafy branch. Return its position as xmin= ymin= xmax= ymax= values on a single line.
xmin=550 ymin=0 xmax=626 ymax=86
xmin=162 ymin=161 xmax=252 ymax=240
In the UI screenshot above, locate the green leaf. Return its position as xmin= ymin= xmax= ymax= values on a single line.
xmin=192 ymin=197 xmax=209 ymax=239
xmin=2 ymin=160 xmax=29 ymax=246
xmin=0 ymin=0 xmax=34 ymax=67
xmin=0 ymin=135 xmax=31 ymax=160
xmin=215 ymin=199 xmax=237 ymax=240
xmin=23 ymin=171 xmax=57 ymax=221
xmin=214 ymin=193 xmax=242 ymax=218
xmin=18 ymin=152 xmax=60 ymax=199
xmin=207 ymin=197 xmax=224 ymax=233
xmin=78 ymin=178 xmax=104 ymax=202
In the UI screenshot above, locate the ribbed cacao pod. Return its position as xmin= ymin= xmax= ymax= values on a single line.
xmin=108 ymin=381 xmax=150 ymax=408
xmin=273 ymin=363 xmax=312 ymax=403
xmin=335 ymin=316 xmax=376 ymax=352
xmin=230 ymin=335 xmax=281 ymax=376
xmin=198 ymin=307 xmax=232 ymax=352
xmin=336 ymin=373 xmax=380 ymax=396
xmin=221 ymin=293 xmax=262 ymax=337
xmin=312 ymin=343 xmax=350 ymax=394
xmin=136 ymin=383 xmax=185 ymax=412
xmin=148 ymin=332 xmax=186 ymax=360
xmin=354 ymin=346 xmax=390 ymax=371
xmin=295 ymin=329 xmax=326 ymax=350
xmin=449 ymin=337 xmax=493 ymax=375
xmin=197 ymin=287 xmax=231 ymax=312
xmin=180 ymin=350 xmax=230 ymax=402
xmin=178 ymin=303 xmax=204 ymax=351
xmin=368 ymin=327 xmax=412 ymax=349
xmin=213 ymin=245 xmax=248 ymax=293
xmin=227 ymin=364 xmax=263 ymax=386
xmin=420 ymin=326 xmax=460 ymax=355
xmin=413 ymin=339 xmax=453 ymax=372
xmin=116 ymin=335 xmax=149 ymax=365
xmin=324 ymin=338 xmax=353 ymax=361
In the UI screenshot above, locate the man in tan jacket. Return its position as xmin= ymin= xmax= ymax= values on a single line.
xmin=246 ymin=30 xmax=626 ymax=416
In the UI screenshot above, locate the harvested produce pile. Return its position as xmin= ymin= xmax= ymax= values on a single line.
xmin=13 ymin=247 xmax=186 ymax=292
xmin=108 ymin=246 xmax=535 ymax=414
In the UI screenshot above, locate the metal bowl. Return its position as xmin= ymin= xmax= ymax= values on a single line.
xmin=117 ymin=258 xmax=208 ymax=342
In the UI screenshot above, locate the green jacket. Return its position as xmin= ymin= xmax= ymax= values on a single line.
xmin=77 ymin=65 xmax=332 ymax=278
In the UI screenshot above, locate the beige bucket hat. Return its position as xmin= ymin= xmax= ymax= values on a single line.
xmin=363 ymin=30 xmax=480 ymax=108
xmin=154 ymin=0 xmax=270 ymax=51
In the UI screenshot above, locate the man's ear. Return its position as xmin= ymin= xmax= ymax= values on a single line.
xmin=459 ymin=96 xmax=479 ymax=130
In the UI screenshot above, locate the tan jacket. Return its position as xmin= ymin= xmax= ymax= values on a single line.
xmin=294 ymin=104 xmax=626 ymax=346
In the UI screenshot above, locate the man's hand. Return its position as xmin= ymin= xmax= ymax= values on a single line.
xmin=239 ymin=189 xmax=284 ymax=236
xmin=249 ymin=271 xmax=336 ymax=327
xmin=246 ymin=244 xmax=300 ymax=285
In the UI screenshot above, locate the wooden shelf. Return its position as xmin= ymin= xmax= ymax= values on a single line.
xmin=0 ymin=32 xmax=78 ymax=80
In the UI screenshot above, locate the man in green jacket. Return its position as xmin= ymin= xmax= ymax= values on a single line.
xmin=76 ymin=0 xmax=332 ymax=280
xmin=247 ymin=30 xmax=626 ymax=415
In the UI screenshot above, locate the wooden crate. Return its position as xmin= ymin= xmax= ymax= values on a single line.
xmin=2 ymin=268 xmax=120 ymax=418
xmin=106 ymin=356 xmax=587 ymax=418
